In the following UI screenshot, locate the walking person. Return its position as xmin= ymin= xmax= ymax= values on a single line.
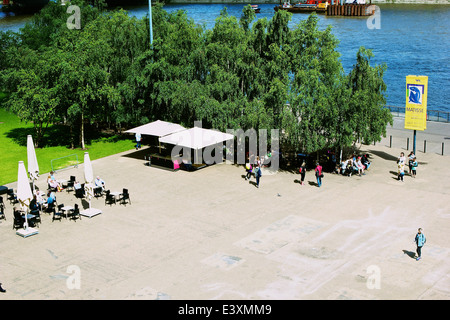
xmin=255 ymin=156 xmax=262 ymax=188
xmin=245 ymin=163 xmax=253 ymax=181
xmin=299 ymin=161 xmax=306 ymax=185
xmin=414 ymin=228 xmax=426 ymax=261
xmin=315 ymin=162 xmax=323 ymax=187
xmin=135 ymin=132 xmax=142 ymax=150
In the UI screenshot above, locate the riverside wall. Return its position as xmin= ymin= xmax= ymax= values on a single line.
xmin=167 ymin=0 xmax=450 ymax=4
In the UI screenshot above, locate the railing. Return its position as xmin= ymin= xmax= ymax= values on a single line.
xmin=51 ymin=154 xmax=80 ymax=172
xmin=384 ymin=105 xmax=450 ymax=123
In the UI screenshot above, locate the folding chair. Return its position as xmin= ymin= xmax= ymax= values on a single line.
xmin=119 ymin=188 xmax=131 ymax=206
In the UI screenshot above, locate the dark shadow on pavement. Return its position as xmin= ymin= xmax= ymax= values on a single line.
xmin=369 ymin=150 xmax=399 ymax=162
xmin=403 ymin=250 xmax=416 ymax=259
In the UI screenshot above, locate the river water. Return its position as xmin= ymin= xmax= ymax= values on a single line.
xmin=1 ymin=3 xmax=449 ymax=112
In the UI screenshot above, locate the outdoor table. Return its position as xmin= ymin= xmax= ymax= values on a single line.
xmin=61 ymin=205 xmax=74 ymax=219
xmin=110 ymin=191 xmax=121 ymax=200
xmin=21 ymin=213 xmax=36 ymax=227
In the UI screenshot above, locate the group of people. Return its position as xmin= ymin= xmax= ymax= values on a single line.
xmin=338 ymin=154 xmax=371 ymax=177
xmin=245 ymin=156 xmax=263 ymax=188
xmin=397 ymin=151 xmax=418 ymax=181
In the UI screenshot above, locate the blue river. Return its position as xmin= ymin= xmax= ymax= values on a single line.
xmin=1 ymin=3 xmax=449 ymax=112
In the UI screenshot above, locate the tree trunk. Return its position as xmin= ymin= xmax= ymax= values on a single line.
xmin=80 ymin=112 xmax=86 ymax=150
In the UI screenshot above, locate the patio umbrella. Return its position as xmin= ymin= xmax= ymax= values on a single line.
xmin=16 ymin=161 xmax=38 ymax=237
xmin=80 ymin=152 xmax=102 ymax=218
xmin=83 ymin=152 xmax=94 ymax=209
xmin=27 ymin=135 xmax=39 ymax=192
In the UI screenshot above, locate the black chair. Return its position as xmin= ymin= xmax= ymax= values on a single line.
xmin=45 ymin=200 xmax=56 ymax=214
xmin=13 ymin=209 xmax=24 ymax=230
xmin=31 ymin=210 xmax=41 ymax=227
xmin=119 ymin=188 xmax=131 ymax=206
xmin=0 ymin=205 xmax=5 ymax=221
xmin=70 ymin=204 xmax=81 ymax=221
xmin=0 ymin=195 xmax=4 ymax=208
xmin=75 ymin=184 xmax=85 ymax=199
xmin=104 ymin=190 xmax=116 ymax=206
xmin=94 ymin=186 xmax=103 ymax=198
xmin=53 ymin=204 xmax=64 ymax=222
xmin=65 ymin=176 xmax=76 ymax=192
xmin=7 ymin=189 xmax=17 ymax=205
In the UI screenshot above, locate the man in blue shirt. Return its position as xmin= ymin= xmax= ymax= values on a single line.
xmin=414 ymin=228 xmax=426 ymax=261
xmin=135 ymin=132 xmax=142 ymax=150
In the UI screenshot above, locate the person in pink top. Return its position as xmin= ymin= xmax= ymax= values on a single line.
xmin=315 ymin=162 xmax=323 ymax=187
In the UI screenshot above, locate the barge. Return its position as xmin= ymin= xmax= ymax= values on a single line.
xmin=275 ymin=0 xmax=375 ymax=17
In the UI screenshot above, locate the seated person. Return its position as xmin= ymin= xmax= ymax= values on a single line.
xmin=340 ymin=160 xmax=348 ymax=175
xmin=356 ymin=156 xmax=365 ymax=175
xmin=74 ymin=181 xmax=82 ymax=190
xmin=29 ymin=195 xmax=40 ymax=213
xmin=361 ymin=154 xmax=371 ymax=170
xmin=47 ymin=174 xmax=63 ymax=192
xmin=34 ymin=188 xmax=46 ymax=207
xmin=95 ymin=176 xmax=106 ymax=191
xmin=43 ymin=191 xmax=56 ymax=210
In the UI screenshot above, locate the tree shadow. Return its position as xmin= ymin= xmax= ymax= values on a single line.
xmin=368 ymin=149 xmax=399 ymax=162
xmin=402 ymin=250 xmax=416 ymax=259
xmin=5 ymin=122 xmax=128 ymax=148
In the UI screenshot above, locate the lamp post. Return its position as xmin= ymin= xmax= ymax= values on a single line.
xmin=149 ymin=0 xmax=153 ymax=46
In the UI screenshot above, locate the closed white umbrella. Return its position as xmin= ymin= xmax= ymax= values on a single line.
xmin=16 ymin=161 xmax=38 ymax=237
xmin=83 ymin=152 xmax=94 ymax=209
xmin=27 ymin=135 xmax=39 ymax=192
xmin=80 ymin=152 xmax=102 ymax=218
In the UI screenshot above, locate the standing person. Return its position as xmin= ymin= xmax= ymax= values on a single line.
xmin=414 ymin=228 xmax=426 ymax=261
xmin=408 ymin=151 xmax=415 ymax=174
xmin=397 ymin=162 xmax=405 ymax=182
xmin=397 ymin=152 xmax=406 ymax=165
xmin=411 ymin=157 xmax=418 ymax=178
xmin=299 ymin=161 xmax=306 ymax=185
xmin=315 ymin=162 xmax=323 ymax=187
xmin=135 ymin=132 xmax=142 ymax=150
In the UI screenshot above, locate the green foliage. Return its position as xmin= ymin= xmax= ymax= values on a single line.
xmin=0 ymin=3 xmax=391 ymax=156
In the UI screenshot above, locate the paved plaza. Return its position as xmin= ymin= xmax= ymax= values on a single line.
xmin=0 ymin=119 xmax=449 ymax=300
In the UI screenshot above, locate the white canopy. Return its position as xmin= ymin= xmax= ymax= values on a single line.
xmin=27 ymin=135 xmax=39 ymax=181
xmin=125 ymin=120 xmax=186 ymax=137
xmin=17 ymin=160 xmax=33 ymax=209
xmin=158 ymin=127 xmax=234 ymax=150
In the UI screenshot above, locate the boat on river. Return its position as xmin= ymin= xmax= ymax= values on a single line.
xmin=274 ymin=0 xmax=374 ymax=16
xmin=274 ymin=0 xmax=329 ymax=14
xmin=251 ymin=4 xmax=261 ymax=13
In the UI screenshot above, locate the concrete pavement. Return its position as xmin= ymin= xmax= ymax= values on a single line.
xmin=0 ymin=130 xmax=449 ymax=300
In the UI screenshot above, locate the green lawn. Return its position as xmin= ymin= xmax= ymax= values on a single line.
xmin=0 ymin=105 xmax=134 ymax=186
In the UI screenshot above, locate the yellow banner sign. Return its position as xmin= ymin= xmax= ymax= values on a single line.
xmin=404 ymin=75 xmax=428 ymax=131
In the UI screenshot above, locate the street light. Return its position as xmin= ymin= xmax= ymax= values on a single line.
xmin=149 ymin=0 xmax=153 ymax=46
